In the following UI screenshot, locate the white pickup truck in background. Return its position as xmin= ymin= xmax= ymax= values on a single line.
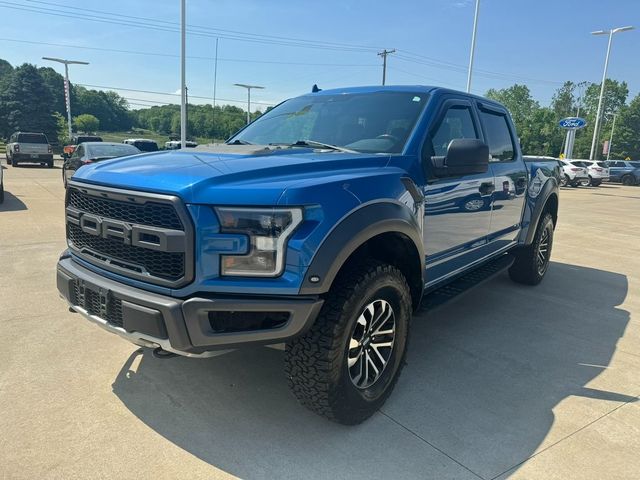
xmin=6 ymin=132 xmax=54 ymax=168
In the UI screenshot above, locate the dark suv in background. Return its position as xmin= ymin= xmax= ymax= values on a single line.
xmin=605 ymin=160 xmax=640 ymax=185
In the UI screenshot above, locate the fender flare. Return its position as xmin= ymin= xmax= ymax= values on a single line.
xmin=522 ymin=179 xmax=559 ymax=245
xmin=299 ymin=201 xmax=425 ymax=296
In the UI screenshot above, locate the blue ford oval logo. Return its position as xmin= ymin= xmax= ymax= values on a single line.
xmin=559 ymin=117 xmax=587 ymax=129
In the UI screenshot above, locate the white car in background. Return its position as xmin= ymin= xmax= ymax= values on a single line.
xmin=570 ymin=160 xmax=609 ymax=186
xmin=558 ymin=159 xmax=589 ymax=187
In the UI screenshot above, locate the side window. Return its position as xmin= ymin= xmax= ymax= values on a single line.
xmin=72 ymin=146 xmax=83 ymax=159
xmin=479 ymin=109 xmax=515 ymax=162
xmin=430 ymin=106 xmax=477 ymax=157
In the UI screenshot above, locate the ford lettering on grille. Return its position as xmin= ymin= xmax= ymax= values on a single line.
xmin=65 ymin=184 xmax=193 ymax=287
xmin=66 ymin=207 xmax=186 ymax=253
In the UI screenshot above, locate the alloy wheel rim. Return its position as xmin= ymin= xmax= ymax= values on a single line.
xmin=347 ymin=299 xmax=396 ymax=389
xmin=537 ymin=228 xmax=551 ymax=276
xmin=465 ymin=199 xmax=484 ymax=211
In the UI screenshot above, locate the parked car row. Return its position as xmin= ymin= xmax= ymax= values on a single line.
xmin=62 ymin=142 xmax=141 ymax=187
xmin=605 ymin=160 xmax=640 ymax=185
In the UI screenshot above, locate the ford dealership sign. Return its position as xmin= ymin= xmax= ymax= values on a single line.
xmin=559 ymin=117 xmax=587 ymax=129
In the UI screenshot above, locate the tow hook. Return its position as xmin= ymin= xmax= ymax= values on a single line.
xmin=152 ymin=347 xmax=178 ymax=359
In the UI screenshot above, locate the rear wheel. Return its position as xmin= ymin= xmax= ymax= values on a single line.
xmin=0 ymin=180 xmax=4 ymax=203
xmin=509 ymin=212 xmax=554 ymax=285
xmin=621 ymin=174 xmax=634 ymax=186
xmin=285 ymin=261 xmax=411 ymax=425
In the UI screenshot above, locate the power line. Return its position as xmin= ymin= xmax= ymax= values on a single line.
xmin=77 ymin=83 xmax=276 ymax=106
xmin=0 ymin=1 xmax=380 ymax=52
xmin=0 ymin=2 xmax=568 ymax=90
xmin=0 ymin=37 xmax=378 ymax=67
xmin=24 ymin=0 xmax=383 ymax=52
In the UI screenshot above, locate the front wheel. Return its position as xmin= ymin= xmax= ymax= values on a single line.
xmin=559 ymin=174 xmax=569 ymax=187
xmin=579 ymin=178 xmax=590 ymax=187
xmin=509 ymin=212 xmax=554 ymax=285
xmin=285 ymin=261 xmax=411 ymax=425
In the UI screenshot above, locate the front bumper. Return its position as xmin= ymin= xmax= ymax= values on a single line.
xmin=13 ymin=153 xmax=53 ymax=161
xmin=57 ymin=255 xmax=324 ymax=358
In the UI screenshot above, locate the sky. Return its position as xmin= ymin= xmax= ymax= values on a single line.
xmin=0 ymin=0 xmax=638 ymax=112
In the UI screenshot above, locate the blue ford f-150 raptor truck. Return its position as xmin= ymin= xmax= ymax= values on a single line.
xmin=57 ymin=86 xmax=559 ymax=424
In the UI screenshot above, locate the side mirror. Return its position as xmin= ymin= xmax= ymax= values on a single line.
xmin=431 ymin=138 xmax=489 ymax=177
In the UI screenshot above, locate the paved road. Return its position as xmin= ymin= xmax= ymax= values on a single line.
xmin=1 ymin=160 xmax=638 ymax=480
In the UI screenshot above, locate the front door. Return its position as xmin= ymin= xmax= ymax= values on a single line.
xmin=422 ymin=99 xmax=493 ymax=286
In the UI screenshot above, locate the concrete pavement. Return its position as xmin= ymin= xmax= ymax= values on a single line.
xmin=1 ymin=160 xmax=638 ymax=479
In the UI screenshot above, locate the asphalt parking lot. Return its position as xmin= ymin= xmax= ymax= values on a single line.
xmin=1 ymin=160 xmax=639 ymax=480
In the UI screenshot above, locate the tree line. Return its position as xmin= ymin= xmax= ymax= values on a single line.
xmin=1 ymin=57 xmax=638 ymax=159
xmin=486 ymin=80 xmax=639 ymax=160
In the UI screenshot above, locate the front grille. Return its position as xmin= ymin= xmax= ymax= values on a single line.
xmin=72 ymin=281 xmax=124 ymax=328
xmin=65 ymin=184 xmax=193 ymax=287
xmin=68 ymin=188 xmax=183 ymax=230
xmin=68 ymin=224 xmax=185 ymax=281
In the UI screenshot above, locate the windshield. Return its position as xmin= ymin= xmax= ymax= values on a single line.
xmin=230 ymin=91 xmax=429 ymax=154
xmin=87 ymin=144 xmax=140 ymax=158
xmin=18 ymin=133 xmax=48 ymax=144
xmin=77 ymin=136 xmax=102 ymax=143
xmin=134 ymin=141 xmax=158 ymax=152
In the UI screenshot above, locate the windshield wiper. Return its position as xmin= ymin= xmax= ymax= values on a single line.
xmin=274 ymin=140 xmax=357 ymax=153
xmin=227 ymin=139 xmax=253 ymax=145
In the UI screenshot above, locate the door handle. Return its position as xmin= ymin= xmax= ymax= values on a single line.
xmin=479 ymin=182 xmax=495 ymax=195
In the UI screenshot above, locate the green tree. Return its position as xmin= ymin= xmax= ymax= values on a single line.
xmin=0 ymin=63 xmax=57 ymax=140
xmin=612 ymin=93 xmax=640 ymax=160
xmin=74 ymin=113 xmax=100 ymax=133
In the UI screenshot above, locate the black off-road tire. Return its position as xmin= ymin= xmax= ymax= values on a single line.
xmin=47 ymin=160 xmax=54 ymax=168
xmin=0 ymin=181 xmax=4 ymax=204
xmin=285 ymin=261 xmax=412 ymax=425
xmin=509 ymin=212 xmax=554 ymax=285
xmin=5 ymin=154 xmax=11 ymax=166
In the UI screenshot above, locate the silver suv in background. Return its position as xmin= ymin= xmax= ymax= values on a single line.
xmin=6 ymin=132 xmax=54 ymax=168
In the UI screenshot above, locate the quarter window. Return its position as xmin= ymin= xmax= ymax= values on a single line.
xmin=479 ymin=110 xmax=515 ymax=162
xmin=430 ymin=106 xmax=478 ymax=157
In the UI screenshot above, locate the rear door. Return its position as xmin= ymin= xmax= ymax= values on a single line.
xmin=477 ymin=104 xmax=527 ymax=250
xmin=422 ymin=97 xmax=493 ymax=284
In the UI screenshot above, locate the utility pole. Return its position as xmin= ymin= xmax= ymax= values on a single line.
xmin=466 ymin=0 xmax=480 ymax=93
xmin=377 ymin=49 xmax=395 ymax=86
xmin=234 ymin=84 xmax=264 ymax=125
xmin=607 ymin=113 xmax=617 ymax=161
xmin=180 ymin=0 xmax=187 ymax=149
xmin=42 ymin=57 xmax=89 ymax=140
xmin=185 ymin=86 xmax=189 ymax=142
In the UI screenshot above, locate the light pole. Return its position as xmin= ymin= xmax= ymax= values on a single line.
xmin=606 ymin=113 xmax=618 ymax=161
xmin=589 ymin=26 xmax=634 ymax=160
xmin=466 ymin=0 xmax=480 ymax=93
xmin=180 ymin=0 xmax=187 ymax=148
xmin=234 ymin=84 xmax=265 ymax=125
xmin=42 ymin=57 xmax=89 ymax=140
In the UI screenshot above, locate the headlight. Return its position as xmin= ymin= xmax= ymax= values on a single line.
xmin=215 ymin=207 xmax=303 ymax=277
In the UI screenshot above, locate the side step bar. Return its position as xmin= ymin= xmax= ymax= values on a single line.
xmin=421 ymin=254 xmax=515 ymax=311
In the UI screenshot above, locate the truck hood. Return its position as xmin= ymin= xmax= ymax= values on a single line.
xmin=72 ymin=147 xmax=391 ymax=205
